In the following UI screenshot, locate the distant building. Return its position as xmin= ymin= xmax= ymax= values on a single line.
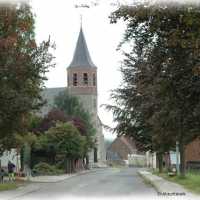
xmin=185 ymin=137 xmax=200 ymax=169
xmin=162 ymin=138 xmax=200 ymax=170
xmin=146 ymin=138 xmax=200 ymax=170
xmin=106 ymin=135 xmax=138 ymax=161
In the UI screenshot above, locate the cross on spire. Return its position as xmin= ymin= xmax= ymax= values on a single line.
xmin=80 ymin=14 xmax=82 ymax=27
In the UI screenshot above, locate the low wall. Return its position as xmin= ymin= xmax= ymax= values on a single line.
xmin=107 ymin=160 xmax=126 ymax=166
xmin=128 ymin=154 xmax=146 ymax=167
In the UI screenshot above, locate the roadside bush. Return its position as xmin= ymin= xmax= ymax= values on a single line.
xmin=32 ymin=162 xmax=64 ymax=176
xmin=55 ymin=159 xmax=64 ymax=170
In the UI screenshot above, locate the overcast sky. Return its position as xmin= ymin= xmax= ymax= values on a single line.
xmin=29 ymin=0 xmax=129 ymax=140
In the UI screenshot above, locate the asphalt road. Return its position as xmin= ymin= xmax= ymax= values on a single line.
xmin=2 ymin=167 xmax=157 ymax=200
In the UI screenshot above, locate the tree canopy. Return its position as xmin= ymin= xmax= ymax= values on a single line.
xmin=54 ymin=91 xmax=96 ymax=154
xmin=107 ymin=2 xmax=200 ymax=176
xmin=34 ymin=122 xmax=86 ymax=159
xmin=54 ymin=90 xmax=95 ymax=142
xmin=0 ymin=2 xmax=54 ymax=151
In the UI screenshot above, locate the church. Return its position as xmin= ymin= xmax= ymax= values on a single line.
xmin=0 ymin=26 xmax=106 ymax=170
xmin=40 ymin=26 xmax=106 ymax=167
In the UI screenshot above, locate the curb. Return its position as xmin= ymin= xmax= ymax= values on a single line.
xmin=138 ymin=171 xmax=160 ymax=192
xmin=138 ymin=170 xmax=199 ymax=199
xmin=0 ymin=168 xmax=107 ymax=200
xmin=21 ymin=168 xmax=106 ymax=183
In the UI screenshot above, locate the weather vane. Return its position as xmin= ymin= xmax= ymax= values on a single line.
xmin=75 ymin=3 xmax=89 ymax=26
xmin=74 ymin=1 xmax=99 ymax=26
xmin=74 ymin=1 xmax=99 ymax=8
xmin=74 ymin=4 xmax=90 ymax=9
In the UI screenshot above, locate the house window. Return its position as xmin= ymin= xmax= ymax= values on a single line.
xmin=93 ymin=73 xmax=96 ymax=86
xmin=73 ymin=73 xmax=77 ymax=86
xmin=83 ymin=73 xmax=88 ymax=85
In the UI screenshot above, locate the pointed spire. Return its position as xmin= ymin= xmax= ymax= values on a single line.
xmin=68 ymin=27 xmax=96 ymax=68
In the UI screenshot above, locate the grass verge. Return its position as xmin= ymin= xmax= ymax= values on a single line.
xmin=0 ymin=182 xmax=18 ymax=191
xmin=153 ymin=170 xmax=200 ymax=194
xmin=0 ymin=178 xmax=27 ymax=191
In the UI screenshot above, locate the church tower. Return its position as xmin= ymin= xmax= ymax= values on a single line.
xmin=67 ymin=27 xmax=97 ymax=117
xmin=67 ymin=27 xmax=105 ymax=166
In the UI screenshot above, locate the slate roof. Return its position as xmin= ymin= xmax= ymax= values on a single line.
xmin=68 ymin=27 xmax=96 ymax=68
xmin=39 ymin=87 xmax=66 ymax=116
xmin=39 ymin=87 xmax=102 ymax=121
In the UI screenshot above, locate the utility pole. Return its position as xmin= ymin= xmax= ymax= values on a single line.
xmin=176 ymin=141 xmax=180 ymax=174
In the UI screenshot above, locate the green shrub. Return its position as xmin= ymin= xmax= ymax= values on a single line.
xmin=55 ymin=160 xmax=64 ymax=169
xmin=32 ymin=162 xmax=64 ymax=175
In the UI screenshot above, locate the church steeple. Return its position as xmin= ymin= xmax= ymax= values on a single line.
xmin=69 ymin=27 xmax=96 ymax=68
xmin=66 ymin=25 xmax=104 ymax=165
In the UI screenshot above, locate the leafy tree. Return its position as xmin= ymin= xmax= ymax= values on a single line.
xmin=54 ymin=91 xmax=95 ymax=148
xmin=29 ymin=109 xmax=67 ymax=166
xmin=15 ymin=132 xmax=37 ymax=148
xmin=46 ymin=122 xmax=86 ymax=159
xmin=27 ymin=114 xmax=43 ymax=133
xmin=54 ymin=91 xmax=96 ymax=168
xmin=30 ymin=106 xmax=95 ymax=168
xmin=109 ymin=2 xmax=200 ymax=176
xmin=33 ymin=122 xmax=87 ymax=172
xmin=34 ymin=109 xmax=67 ymax=133
xmin=0 ymin=2 xmax=54 ymax=151
xmin=15 ymin=132 xmax=37 ymax=171
xmin=54 ymin=90 xmax=81 ymax=117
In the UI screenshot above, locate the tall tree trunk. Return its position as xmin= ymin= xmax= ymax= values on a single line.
xmin=70 ymin=159 xmax=73 ymax=173
xmin=67 ymin=158 xmax=70 ymax=173
xmin=86 ymin=155 xmax=89 ymax=169
xmin=64 ymin=156 xmax=68 ymax=173
xmin=82 ymin=158 xmax=85 ymax=169
xmin=20 ymin=146 xmax=24 ymax=171
xmin=72 ymin=159 xmax=75 ymax=173
xmin=69 ymin=159 xmax=71 ymax=174
xmin=157 ymin=152 xmax=163 ymax=173
xmin=179 ymin=113 xmax=186 ymax=177
xmin=179 ymin=139 xmax=185 ymax=177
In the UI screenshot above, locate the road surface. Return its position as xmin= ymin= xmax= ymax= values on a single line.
xmin=1 ymin=167 xmax=156 ymax=200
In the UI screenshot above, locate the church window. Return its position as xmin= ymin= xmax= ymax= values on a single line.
xmin=93 ymin=73 xmax=96 ymax=86
xmin=83 ymin=73 xmax=88 ymax=85
xmin=73 ymin=73 xmax=77 ymax=86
